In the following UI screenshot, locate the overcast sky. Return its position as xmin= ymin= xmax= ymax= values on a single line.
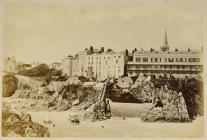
xmin=3 ymin=0 xmax=206 ymax=63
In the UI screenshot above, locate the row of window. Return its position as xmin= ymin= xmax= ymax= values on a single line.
xmin=88 ymin=55 xmax=121 ymax=60
xmin=135 ymin=57 xmax=200 ymax=63
xmin=88 ymin=60 xmax=119 ymax=65
xmin=127 ymin=65 xmax=201 ymax=70
xmin=87 ymin=66 xmax=122 ymax=69
xmin=88 ymin=70 xmax=122 ymax=77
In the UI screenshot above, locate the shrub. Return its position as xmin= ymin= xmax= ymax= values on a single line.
xmin=17 ymin=64 xmax=49 ymax=77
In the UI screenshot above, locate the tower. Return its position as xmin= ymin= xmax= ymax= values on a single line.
xmin=160 ymin=28 xmax=169 ymax=51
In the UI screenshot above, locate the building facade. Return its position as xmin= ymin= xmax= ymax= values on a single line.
xmin=72 ymin=55 xmax=79 ymax=76
xmin=127 ymin=30 xmax=203 ymax=78
xmin=86 ymin=50 xmax=126 ymax=80
xmin=61 ymin=46 xmax=126 ymax=79
xmin=62 ymin=55 xmax=74 ymax=76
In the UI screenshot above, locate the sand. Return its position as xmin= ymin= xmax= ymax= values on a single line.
xmin=28 ymin=102 xmax=204 ymax=138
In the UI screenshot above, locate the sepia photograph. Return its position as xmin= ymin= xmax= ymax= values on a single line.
xmin=1 ymin=0 xmax=206 ymax=139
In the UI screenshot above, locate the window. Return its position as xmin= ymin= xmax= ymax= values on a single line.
xmin=188 ymin=58 xmax=200 ymax=62
xmin=182 ymin=65 xmax=185 ymax=69
xmin=116 ymin=60 xmax=118 ymax=64
xmin=155 ymin=58 xmax=158 ymax=62
xmin=168 ymin=58 xmax=174 ymax=62
xmin=136 ymin=57 xmax=141 ymax=62
xmin=184 ymin=58 xmax=187 ymax=62
xmin=105 ymin=61 xmax=108 ymax=65
xmin=176 ymin=58 xmax=179 ymax=62
xmin=118 ymin=56 xmax=121 ymax=59
xmin=180 ymin=58 xmax=183 ymax=62
xmin=164 ymin=65 xmax=167 ymax=69
xmin=164 ymin=58 xmax=167 ymax=62
xmin=151 ymin=58 xmax=153 ymax=62
xmin=88 ymin=57 xmax=90 ymax=60
xmin=160 ymin=58 xmax=162 ymax=62
xmin=155 ymin=65 xmax=158 ymax=69
xmin=114 ymin=56 xmax=116 ymax=58
xmin=177 ymin=65 xmax=180 ymax=69
xmin=143 ymin=57 xmax=148 ymax=62
xmin=196 ymin=58 xmax=200 ymax=62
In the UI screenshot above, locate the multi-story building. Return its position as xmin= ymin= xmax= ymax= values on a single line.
xmin=78 ymin=50 xmax=88 ymax=77
xmin=87 ymin=49 xmax=126 ymax=80
xmin=127 ymin=30 xmax=203 ymax=78
xmin=3 ymin=56 xmax=17 ymax=73
xmin=62 ymin=55 xmax=74 ymax=76
xmin=62 ymin=46 xmax=126 ymax=79
xmin=72 ymin=55 xmax=79 ymax=76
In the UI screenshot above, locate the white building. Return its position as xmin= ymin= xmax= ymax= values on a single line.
xmin=72 ymin=55 xmax=79 ymax=76
xmin=127 ymin=30 xmax=203 ymax=78
xmin=78 ymin=50 xmax=88 ymax=77
xmin=87 ymin=49 xmax=126 ymax=80
xmin=61 ymin=46 xmax=126 ymax=79
xmin=62 ymin=55 xmax=74 ymax=76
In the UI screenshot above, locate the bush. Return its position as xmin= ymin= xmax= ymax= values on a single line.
xmin=182 ymin=79 xmax=204 ymax=119
xmin=3 ymin=74 xmax=18 ymax=97
xmin=17 ymin=64 xmax=49 ymax=77
xmin=17 ymin=64 xmax=62 ymax=84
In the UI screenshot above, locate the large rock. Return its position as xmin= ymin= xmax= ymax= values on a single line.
xmin=3 ymin=74 xmax=18 ymax=97
xmin=142 ymin=87 xmax=190 ymax=122
xmin=2 ymin=108 xmax=50 ymax=137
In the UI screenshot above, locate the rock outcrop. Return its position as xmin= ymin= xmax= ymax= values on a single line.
xmin=142 ymin=87 xmax=190 ymax=122
xmin=2 ymin=102 xmax=50 ymax=137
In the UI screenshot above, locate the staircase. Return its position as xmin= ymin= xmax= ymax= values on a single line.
xmin=99 ymin=78 xmax=109 ymax=101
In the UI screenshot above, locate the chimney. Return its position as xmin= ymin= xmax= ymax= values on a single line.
xmin=125 ymin=49 xmax=128 ymax=56
xmin=100 ymin=47 xmax=104 ymax=52
xmin=90 ymin=46 xmax=94 ymax=52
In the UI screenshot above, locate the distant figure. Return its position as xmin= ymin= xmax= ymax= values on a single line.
xmin=154 ymin=97 xmax=163 ymax=108
xmin=106 ymin=99 xmax=111 ymax=118
xmin=122 ymin=113 xmax=126 ymax=120
xmin=43 ymin=116 xmax=51 ymax=124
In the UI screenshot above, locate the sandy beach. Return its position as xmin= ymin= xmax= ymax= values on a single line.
xmin=24 ymin=102 xmax=204 ymax=138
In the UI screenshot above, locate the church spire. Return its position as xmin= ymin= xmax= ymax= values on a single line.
xmin=164 ymin=28 xmax=168 ymax=46
xmin=160 ymin=28 xmax=169 ymax=51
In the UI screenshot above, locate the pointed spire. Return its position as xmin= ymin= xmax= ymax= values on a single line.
xmin=160 ymin=28 xmax=169 ymax=51
xmin=164 ymin=28 xmax=168 ymax=46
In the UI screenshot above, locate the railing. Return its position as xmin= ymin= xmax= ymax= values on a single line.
xmin=99 ymin=77 xmax=109 ymax=101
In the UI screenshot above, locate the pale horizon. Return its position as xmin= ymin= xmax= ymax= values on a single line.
xmin=3 ymin=1 xmax=205 ymax=64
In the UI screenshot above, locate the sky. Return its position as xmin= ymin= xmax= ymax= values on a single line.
xmin=3 ymin=0 xmax=206 ymax=63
